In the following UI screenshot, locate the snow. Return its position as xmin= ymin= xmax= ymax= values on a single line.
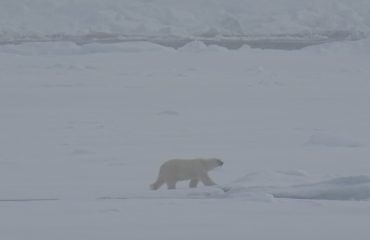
xmin=306 ymin=133 xmax=361 ymax=148
xmin=1 ymin=6 xmax=370 ymax=238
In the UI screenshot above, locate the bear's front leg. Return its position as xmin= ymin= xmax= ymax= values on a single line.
xmin=166 ymin=181 xmax=177 ymax=189
xmin=200 ymin=174 xmax=216 ymax=186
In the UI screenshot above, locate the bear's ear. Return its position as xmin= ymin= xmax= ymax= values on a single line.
xmin=217 ymin=159 xmax=224 ymax=166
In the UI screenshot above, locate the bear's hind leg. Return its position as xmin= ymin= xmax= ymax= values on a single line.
xmin=189 ymin=178 xmax=199 ymax=188
xmin=150 ymin=178 xmax=165 ymax=190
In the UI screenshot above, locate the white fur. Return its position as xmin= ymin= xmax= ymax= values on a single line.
xmin=150 ymin=158 xmax=223 ymax=190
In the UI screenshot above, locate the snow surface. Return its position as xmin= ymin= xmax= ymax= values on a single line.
xmin=1 ymin=36 xmax=370 ymax=239
xmin=1 ymin=0 xmax=370 ymax=45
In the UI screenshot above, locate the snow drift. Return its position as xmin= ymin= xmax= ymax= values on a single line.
xmin=1 ymin=0 xmax=370 ymax=45
xmin=176 ymin=173 xmax=369 ymax=201
xmin=221 ymin=172 xmax=370 ymax=201
xmin=271 ymin=175 xmax=370 ymax=200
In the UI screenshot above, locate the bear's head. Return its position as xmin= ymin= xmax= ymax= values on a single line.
xmin=203 ymin=158 xmax=224 ymax=171
xmin=216 ymin=159 xmax=224 ymax=166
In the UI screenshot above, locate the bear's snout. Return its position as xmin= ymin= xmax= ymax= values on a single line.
xmin=217 ymin=160 xmax=224 ymax=166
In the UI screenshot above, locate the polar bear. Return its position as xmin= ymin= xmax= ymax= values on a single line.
xmin=150 ymin=158 xmax=223 ymax=190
